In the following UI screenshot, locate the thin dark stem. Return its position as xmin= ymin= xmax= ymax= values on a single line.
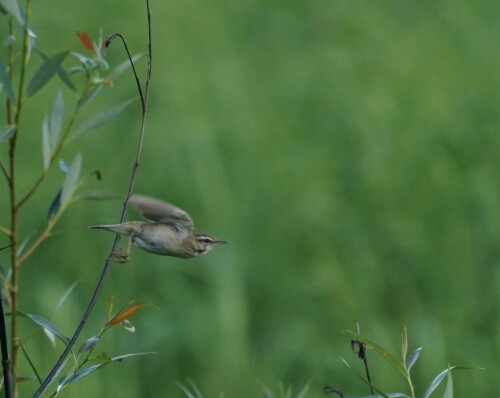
xmin=0 ymin=285 xmax=13 ymax=398
xmin=31 ymin=1 xmax=152 ymax=396
xmin=351 ymin=322 xmax=373 ymax=395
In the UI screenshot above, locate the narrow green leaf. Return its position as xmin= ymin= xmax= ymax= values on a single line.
xmin=49 ymin=90 xmax=64 ymax=149
xmin=58 ymin=159 xmax=69 ymax=173
xmin=71 ymin=97 xmax=138 ymax=139
xmin=19 ymin=340 xmax=43 ymax=384
xmin=47 ymin=189 xmax=62 ymax=219
xmin=16 ymin=235 xmax=30 ymax=256
xmin=42 ymin=114 xmax=51 ymax=170
xmin=296 ymin=380 xmax=312 ymax=398
xmin=56 ymin=68 xmax=76 ymax=92
xmin=443 ymin=369 xmax=453 ymax=398
xmin=62 ymin=352 xmax=154 ymax=386
xmin=343 ymin=331 xmax=407 ymax=377
xmin=422 ymin=366 xmax=477 ymax=398
xmin=187 ymin=379 xmax=205 ymax=398
xmin=8 ymin=311 xmax=70 ymax=345
xmin=0 ymin=124 xmax=16 ymax=143
xmin=38 ymin=52 xmax=76 ymax=92
xmin=78 ymin=336 xmax=99 ymax=354
xmin=61 ymin=153 xmax=82 ymax=204
xmin=111 ymin=352 xmax=155 ymax=362
xmin=26 ymin=51 xmax=69 ymax=97
xmin=0 ymin=60 xmax=15 ymax=102
xmin=0 ymin=0 xmax=24 ymax=25
xmin=177 ymin=384 xmax=198 ymax=398
xmin=405 ymin=347 xmax=422 ymax=371
xmin=52 ymin=281 xmax=79 ymax=316
xmin=108 ymin=54 xmax=143 ymax=79
xmin=76 ymin=84 xmax=102 ymax=111
xmin=73 ymin=191 xmax=119 ymax=201
xmin=43 ymin=328 xmax=56 ymax=347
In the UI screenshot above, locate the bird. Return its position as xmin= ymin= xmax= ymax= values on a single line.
xmin=90 ymin=194 xmax=226 ymax=261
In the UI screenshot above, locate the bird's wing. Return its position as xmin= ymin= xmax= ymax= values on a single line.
xmin=130 ymin=194 xmax=194 ymax=233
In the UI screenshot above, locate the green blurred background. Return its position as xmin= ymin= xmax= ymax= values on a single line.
xmin=1 ymin=0 xmax=499 ymax=396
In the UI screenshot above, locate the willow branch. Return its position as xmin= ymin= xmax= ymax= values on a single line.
xmin=32 ymin=1 xmax=152 ymax=395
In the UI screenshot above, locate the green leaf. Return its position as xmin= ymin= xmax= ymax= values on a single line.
xmin=19 ymin=340 xmax=43 ymax=384
xmin=73 ymin=191 xmax=119 ymax=201
xmin=422 ymin=366 xmax=478 ymax=398
xmin=38 ymin=52 xmax=76 ymax=92
xmin=71 ymin=97 xmax=138 ymax=139
xmin=42 ymin=114 xmax=51 ymax=170
xmin=107 ymin=54 xmax=143 ymax=79
xmin=47 ymin=189 xmax=62 ymax=219
xmin=26 ymin=51 xmax=69 ymax=97
xmin=49 ymin=90 xmax=65 ymax=149
xmin=8 ymin=311 xmax=70 ymax=345
xmin=443 ymin=369 xmax=453 ymax=398
xmin=296 ymin=380 xmax=312 ymax=398
xmin=76 ymin=84 xmax=102 ymax=111
xmin=0 ymin=124 xmax=16 ymax=143
xmin=0 ymin=0 xmax=24 ymax=25
xmin=52 ymin=281 xmax=79 ymax=316
xmin=405 ymin=347 xmax=422 ymax=371
xmin=61 ymin=352 xmax=154 ymax=387
xmin=343 ymin=331 xmax=407 ymax=377
xmin=61 ymin=153 xmax=82 ymax=205
xmin=0 ymin=60 xmax=15 ymax=102
xmin=78 ymin=336 xmax=100 ymax=354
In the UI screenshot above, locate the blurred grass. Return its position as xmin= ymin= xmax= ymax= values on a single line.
xmin=1 ymin=0 xmax=499 ymax=396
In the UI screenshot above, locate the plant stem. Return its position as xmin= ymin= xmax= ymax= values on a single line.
xmin=9 ymin=0 xmax=33 ymax=389
xmin=32 ymin=1 xmax=153 ymax=395
xmin=0 ymin=284 xmax=14 ymax=398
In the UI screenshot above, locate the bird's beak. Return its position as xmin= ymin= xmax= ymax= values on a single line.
xmin=216 ymin=240 xmax=227 ymax=245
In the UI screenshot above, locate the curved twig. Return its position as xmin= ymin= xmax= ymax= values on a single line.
xmin=32 ymin=1 xmax=152 ymax=396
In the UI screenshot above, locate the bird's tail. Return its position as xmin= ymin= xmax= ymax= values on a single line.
xmin=89 ymin=222 xmax=139 ymax=236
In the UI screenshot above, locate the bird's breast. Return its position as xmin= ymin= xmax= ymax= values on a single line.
xmin=132 ymin=224 xmax=183 ymax=256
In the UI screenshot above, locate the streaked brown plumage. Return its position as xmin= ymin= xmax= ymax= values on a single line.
xmin=90 ymin=195 xmax=226 ymax=260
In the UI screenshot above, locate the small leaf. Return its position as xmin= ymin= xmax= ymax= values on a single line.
xmin=42 ymin=114 xmax=51 ymax=170
xmin=47 ymin=189 xmax=62 ymax=219
xmin=343 ymin=331 xmax=407 ymax=378
xmin=61 ymin=352 xmax=153 ymax=387
xmin=8 ymin=311 xmax=70 ymax=345
xmin=49 ymin=90 xmax=65 ymax=149
xmin=296 ymin=380 xmax=312 ymax=398
xmin=443 ymin=369 xmax=453 ymax=398
xmin=405 ymin=347 xmax=422 ymax=371
xmin=76 ymin=31 xmax=93 ymax=51
xmin=74 ymin=191 xmax=119 ymax=201
xmin=27 ymin=51 xmax=69 ymax=97
xmin=0 ymin=0 xmax=24 ymax=25
xmin=422 ymin=366 xmax=478 ymax=398
xmin=52 ymin=281 xmax=79 ymax=316
xmin=43 ymin=328 xmax=56 ymax=347
xmin=107 ymin=303 xmax=145 ymax=327
xmin=72 ymin=97 xmax=138 ymax=139
xmin=16 ymin=235 xmax=30 ymax=256
xmin=61 ymin=152 xmax=82 ymax=204
xmin=38 ymin=52 xmax=76 ymax=92
xmin=401 ymin=326 xmax=408 ymax=362
xmin=58 ymin=159 xmax=69 ymax=173
xmin=107 ymin=54 xmax=143 ymax=79
xmin=0 ymin=124 xmax=16 ymax=143
xmin=0 ymin=60 xmax=15 ymax=102
xmin=78 ymin=336 xmax=100 ymax=353
xmin=118 ymin=319 xmax=136 ymax=333
xmin=76 ymin=84 xmax=102 ymax=111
